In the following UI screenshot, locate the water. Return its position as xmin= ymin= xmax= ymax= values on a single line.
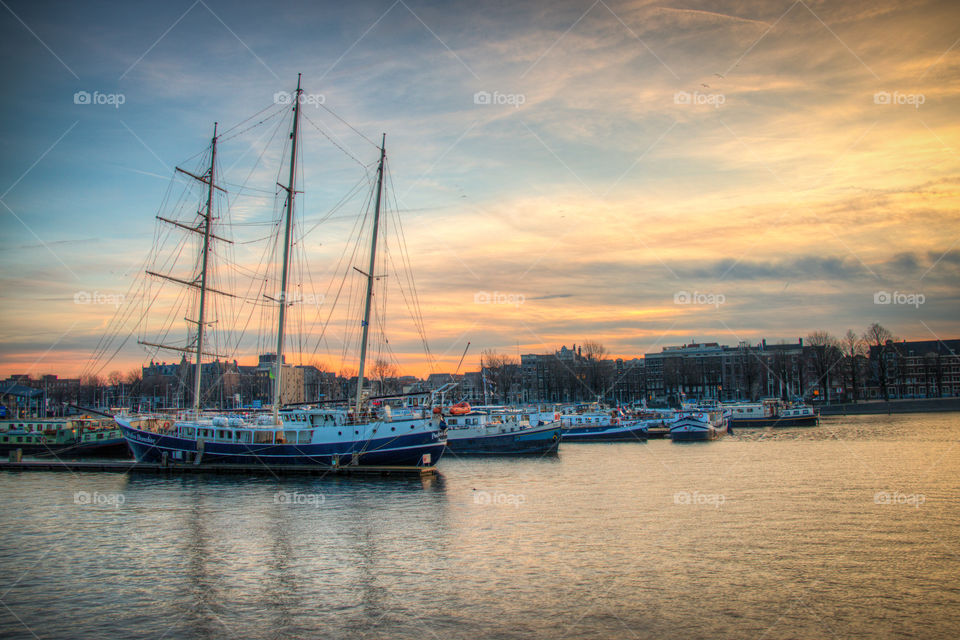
xmin=1 ymin=412 xmax=958 ymax=639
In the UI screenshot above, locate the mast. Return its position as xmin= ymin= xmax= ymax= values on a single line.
xmin=355 ymin=134 xmax=386 ymax=414
xmin=192 ymin=122 xmax=217 ymax=419
xmin=273 ymin=74 xmax=302 ymax=423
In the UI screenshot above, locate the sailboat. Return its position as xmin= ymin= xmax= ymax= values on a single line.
xmin=115 ymin=75 xmax=447 ymax=467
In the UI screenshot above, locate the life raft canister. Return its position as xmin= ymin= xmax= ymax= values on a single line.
xmin=449 ymin=402 xmax=471 ymax=416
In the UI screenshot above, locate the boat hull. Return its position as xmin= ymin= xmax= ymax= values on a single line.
xmin=670 ymin=417 xmax=725 ymax=441
xmin=669 ymin=428 xmax=724 ymax=442
xmin=561 ymin=423 xmax=648 ymax=442
xmin=446 ymin=424 xmax=561 ymax=456
xmin=0 ymin=438 xmax=131 ymax=458
xmin=116 ymin=418 xmax=446 ymax=467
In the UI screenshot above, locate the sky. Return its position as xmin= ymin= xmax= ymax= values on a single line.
xmin=1 ymin=0 xmax=959 ymax=379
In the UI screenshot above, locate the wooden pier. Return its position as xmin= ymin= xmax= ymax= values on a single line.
xmin=0 ymin=459 xmax=437 ymax=477
xmin=645 ymin=427 xmax=671 ymax=439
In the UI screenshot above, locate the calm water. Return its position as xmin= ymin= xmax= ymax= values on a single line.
xmin=1 ymin=412 xmax=959 ymax=639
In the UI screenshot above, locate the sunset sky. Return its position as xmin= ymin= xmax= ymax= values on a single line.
xmin=1 ymin=0 xmax=958 ymax=379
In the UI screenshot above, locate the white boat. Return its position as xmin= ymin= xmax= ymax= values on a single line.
xmin=559 ymin=407 xmax=649 ymax=442
xmin=669 ymin=405 xmax=727 ymax=441
xmin=725 ymin=399 xmax=819 ymax=427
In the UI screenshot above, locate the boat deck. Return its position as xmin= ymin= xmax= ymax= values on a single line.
xmin=0 ymin=459 xmax=437 ymax=477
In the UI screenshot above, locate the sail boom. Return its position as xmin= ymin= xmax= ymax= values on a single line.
xmin=175 ymin=166 xmax=227 ymax=193
xmin=137 ymin=340 xmax=227 ymax=359
xmin=145 ymin=271 xmax=236 ymax=298
xmin=156 ymin=216 xmax=233 ymax=244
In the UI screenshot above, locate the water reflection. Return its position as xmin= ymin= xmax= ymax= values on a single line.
xmin=1 ymin=415 xmax=958 ymax=639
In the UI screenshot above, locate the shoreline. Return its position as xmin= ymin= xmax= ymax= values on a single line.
xmin=819 ymin=397 xmax=960 ymax=415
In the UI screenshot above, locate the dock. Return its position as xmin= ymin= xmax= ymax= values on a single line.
xmin=0 ymin=459 xmax=437 ymax=477
xmin=645 ymin=427 xmax=670 ymax=439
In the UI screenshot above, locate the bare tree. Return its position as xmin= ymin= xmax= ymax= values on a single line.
xmin=481 ymin=350 xmax=518 ymax=404
xmin=840 ymin=330 xmax=867 ymax=402
xmin=581 ymin=341 xmax=607 ymax=361
xmin=806 ymin=331 xmax=841 ymax=403
xmin=863 ymin=322 xmax=893 ymax=347
xmin=370 ymin=358 xmax=399 ymax=394
xmin=863 ymin=323 xmax=895 ymax=400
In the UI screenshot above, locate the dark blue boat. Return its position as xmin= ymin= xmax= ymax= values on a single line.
xmin=445 ymin=416 xmax=561 ymax=455
xmin=116 ymin=416 xmax=446 ymax=467
xmin=560 ymin=421 xmax=648 ymax=442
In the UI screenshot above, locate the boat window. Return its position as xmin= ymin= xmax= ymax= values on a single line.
xmin=297 ymin=430 xmax=312 ymax=444
xmin=184 ymin=427 xmax=196 ymax=437
xmin=236 ymin=431 xmax=251 ymax=443
xmin=254 ymin=430 xmax=274 ymax=444
xmin=283 ymin=431 xmax=298 ymax=444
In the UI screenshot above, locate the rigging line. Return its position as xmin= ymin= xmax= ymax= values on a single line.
xmin=86 ymin=212 xmax=189 ymax=375
xmin=385 ymin=165 xmax=433 ymax=362
xmin=227 ymin=114 xmax=288 ymax=214
xmin=306 ymin=177 xmax=376 ymax=358
xmin=217 ymin=103 xmax=288 ymax=142
xmin=297 ymin=173 xmax=371 ymax=242
xmin=302 ymin=112 xmax=370 ymax=170
xmin=84 ymin=233 xmax=159 ymax=372
xmin=219 ymin=181 xmax=276 ymax=194
xmin=316 ymin=102 xmax=380 ymax=149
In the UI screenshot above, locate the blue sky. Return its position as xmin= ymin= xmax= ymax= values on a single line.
xmin=1 ymin=0 xmax=959 ymax=377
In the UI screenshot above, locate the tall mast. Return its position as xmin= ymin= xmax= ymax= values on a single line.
xmin=193 ymin=122 xmax=217 ymax=419
xmin=273 ymin=74 xmax=303 ymax=423
xmin=355 ymin=134 xmax=386 ymax=414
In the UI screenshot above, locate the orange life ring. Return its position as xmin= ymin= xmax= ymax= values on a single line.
xmin=162 ymin=420 xmax=172 ymax=430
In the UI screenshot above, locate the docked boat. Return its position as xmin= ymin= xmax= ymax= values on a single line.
xmin=443 ymin=404 xmax=561 ymax=455
xmin=560 ymin=409 xmax=648 ymax=442
xmin=669 ymin=407 xmax=727 ymax=442
xmin=725 ymin=399 xmax=819 ymax=428
xmin=0 ymin=417 xmax=129 ymax=457
xmin=117 ymin=405 xmax=445 ymax=467
xmin=116 ymin=76 xmax=446 ymax=468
